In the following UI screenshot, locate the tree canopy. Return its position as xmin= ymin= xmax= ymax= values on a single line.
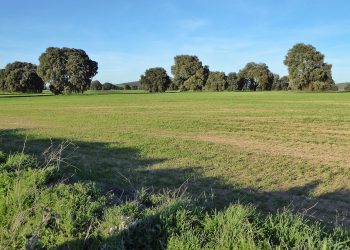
xmin=205 ymin=71 xmax=227 ymax=91
xmin=0 ymin=69 xmax=6 ymax=91
xmin=37 ymin=47 xmax=98 ymax=94
xmin=227 ymin=72 xmax=239 ymax=91
xmin=139 ymin=67 xmax=171 ymax=92
xmin=90 ymin=80 xmax=103 ymax=90
xmin=0 ymin=43 xmax=339 ymax=95
xmin=0 ymin=62 xmax=44 ymax=93
xmin=237 ymin=62 xmax=274 ymax=91
xmin=272 ymin=75 xmax=289 ymax=90
xmin=284 ymin=43 xmax=335 ymax=90
xmin=102 ymin=82 xmax=117 ymax=90
xmin=171 ymin=55 xmax=209 ymax=91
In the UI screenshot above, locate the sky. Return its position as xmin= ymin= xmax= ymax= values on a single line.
xmin=1 ymin=0 xmax=350 ymax=83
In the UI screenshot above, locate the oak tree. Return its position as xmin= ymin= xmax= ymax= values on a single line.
xmin=237 ymin=62 xmax=274 ymax=91
xmin=38 ymin=47 xmax=98 ymax=94
xmin=139 ymin=67 xmax=170 ymax=92
xmin=90 ymin=80 xmax=103 ymax=90
xmin=227 ymin=72 xmax=239 ymax=91
xmin=1 ymin=62 xmax=44 ymax=93
xmin=205 ymin=71 xmax=227 ymax=91
xmin=171 ymin=55 xmax=208 ymax=91
xmin=284 ymin=43 xmax=335 ymax=90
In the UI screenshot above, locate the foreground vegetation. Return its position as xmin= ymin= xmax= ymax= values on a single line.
xmin=0 ymin=148 xmax=349 ymax=249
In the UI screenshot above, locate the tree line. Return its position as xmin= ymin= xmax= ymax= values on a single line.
xmin=140 ymin=43 xmax=337 ymax=92
xmin=0 ymin=43 xmax=338 ymax=94
xmin=90 ymin=81 xmax=136 ymax=91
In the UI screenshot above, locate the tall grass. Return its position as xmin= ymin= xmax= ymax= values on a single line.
xmin=0 ymin=147 xmax=349 ymax=249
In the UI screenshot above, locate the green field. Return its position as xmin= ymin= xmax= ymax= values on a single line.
xmin=1 ymin=91 xmax=350 ymax=228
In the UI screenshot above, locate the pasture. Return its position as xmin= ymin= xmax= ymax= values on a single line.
xmin=1 ymin=91 xmax=350 ymax=227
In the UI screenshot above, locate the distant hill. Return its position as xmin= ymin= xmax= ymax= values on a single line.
xmin=336 ymin=82 xmax=350 ymax=90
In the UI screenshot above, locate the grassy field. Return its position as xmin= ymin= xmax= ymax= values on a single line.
xmin=1 ymin=91 xmax=350 ymax=228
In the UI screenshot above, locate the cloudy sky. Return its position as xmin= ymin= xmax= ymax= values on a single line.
xmin=1 ymin=0 xmax=350 ymax=83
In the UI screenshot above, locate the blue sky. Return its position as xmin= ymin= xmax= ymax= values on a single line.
xmin=1 ymin=0 xmax=350 ymax=83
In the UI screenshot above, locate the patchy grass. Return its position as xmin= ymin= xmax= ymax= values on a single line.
xmin=0 ymin=91 xmax=350 ymax=227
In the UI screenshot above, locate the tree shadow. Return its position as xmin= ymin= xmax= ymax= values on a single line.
xmin=0 ymin=93 xmax=53 ymax=98
xmin=139 ymin=167 xmax=350 ymax=228
xmin=55 ymin=174 xmax=350 ymax=249
xmin=0 ymin=128 xmax=166 ymax=191
xmin=1 ymin=129 xmax=349 ymax=234
xmin=85 ymin=91 xmax=150 ymax=96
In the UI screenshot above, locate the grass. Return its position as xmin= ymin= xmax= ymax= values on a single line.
xmin=0 ymin=149 xmax=349 ymax=249
xmin=0 ymin=91 xmax=350 ymax=229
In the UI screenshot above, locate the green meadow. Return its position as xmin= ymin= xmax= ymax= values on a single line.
xmin=1 ymin=91 xmax=350 ymax=248
xmin=1 ymin=91 xmax=350 ymax=221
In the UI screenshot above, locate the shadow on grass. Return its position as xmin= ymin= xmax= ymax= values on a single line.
xmin=0 ymin=128 xmax=165 ymax=192
xmin=84 ymin=90 xmax=183 ymax=96
xmin=84 ymin=91 xmax=149 ymax=96
xmin=0 ymin=128 xmax=349 ymax=231
xmin=0 ymin=93 xmax=53 ymax=98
